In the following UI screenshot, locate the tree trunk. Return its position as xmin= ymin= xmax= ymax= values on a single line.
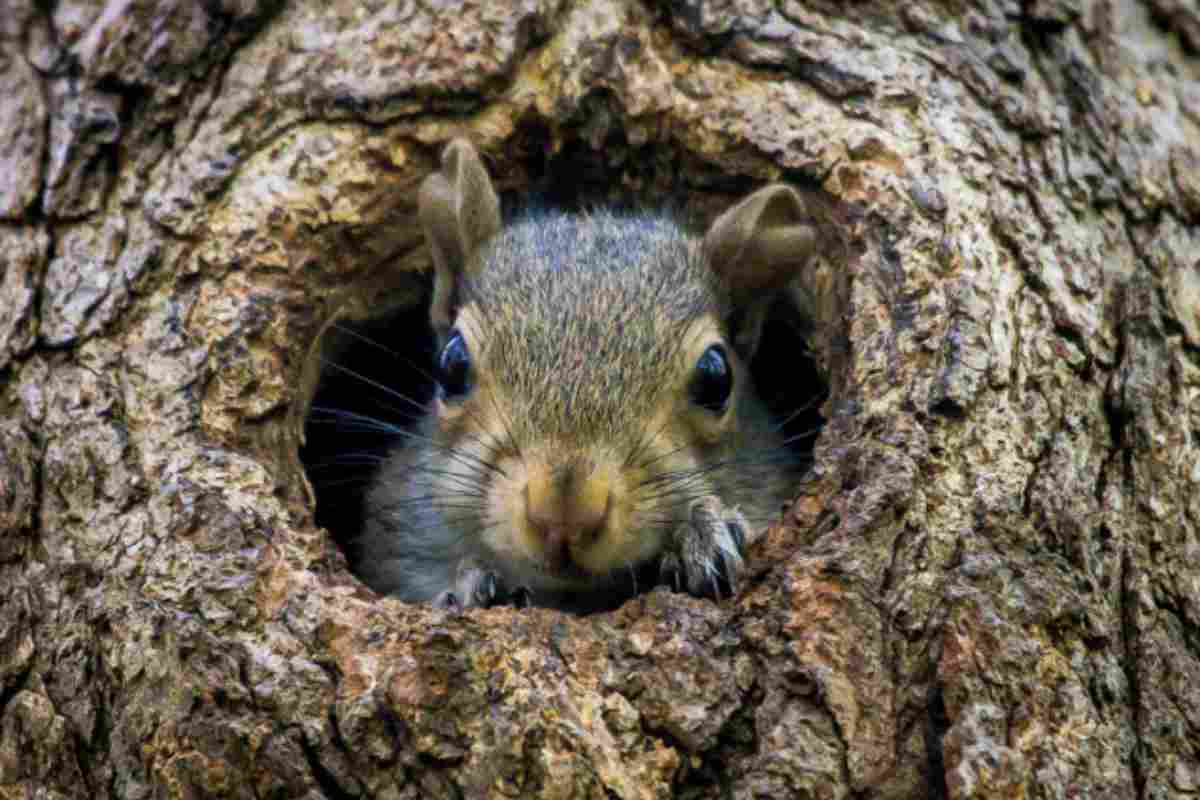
xmin=2 ymin=0 xmax=1199 ymax=797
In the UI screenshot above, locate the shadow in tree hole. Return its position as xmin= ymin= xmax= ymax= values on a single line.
xmin=301 ymin=141 xmax=828 ymax=602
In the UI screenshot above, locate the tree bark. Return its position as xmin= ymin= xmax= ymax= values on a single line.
xmin=2 ymin=0 xmax=1199 ymax=798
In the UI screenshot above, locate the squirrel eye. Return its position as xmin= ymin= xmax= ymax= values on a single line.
xmin=690 ymin=344 xmax=732 ymax=413
xmin=437 ymin=330 xmax=472 ymax=400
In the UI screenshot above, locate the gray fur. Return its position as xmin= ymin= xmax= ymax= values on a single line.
xmin=355 ymin=141 xmax=815 ymax=613
xmin=356 ymin=211 xmax=802 ymax=612
xmin=466 ymin=210 xmax=715 ymax=441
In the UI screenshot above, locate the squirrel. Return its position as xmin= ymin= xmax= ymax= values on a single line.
xmin=354 ymin=139 xmax=820 ymax=613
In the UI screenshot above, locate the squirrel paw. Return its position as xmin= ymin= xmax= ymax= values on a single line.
xmin=659 ymin=496 xmax=748 ymax=601
xmin=508 ymin=585 xmax=534 ymax=608
xmin=433 ymin=565 xmax=502 ymax=611
xmin=432 ymin=566 xmax=535 ymax=611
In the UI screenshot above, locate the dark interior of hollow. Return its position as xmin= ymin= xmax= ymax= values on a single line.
xmin=301 ymin=286 xmax=438 ymax=549
xmin=301 ymin=292 xmax=828 ymax=561
xmin=301 ymin=147 xmax=829 ymax=581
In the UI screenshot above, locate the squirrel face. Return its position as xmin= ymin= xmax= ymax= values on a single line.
xmin=358 ymin=139 xmax=821 ymax=609
xmin=431 ymin=213 xmax=751 ymax=588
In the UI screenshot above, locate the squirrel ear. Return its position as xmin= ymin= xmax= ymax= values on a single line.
xmin=702 ymin=184 xmax=819 ymax=356
xmin=419 ymin=138 xmax=502 ymax=334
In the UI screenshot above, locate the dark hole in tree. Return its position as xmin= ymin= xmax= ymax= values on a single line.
xmin=753 ymin=298 xmax=828 ymax=458
xmin=300 ymin=140 xmax=829 ymax=605
xmin=302 ymin=290 xmax=827 ymax=579
xmin=300 ymin=280 xmax=438 ymax=555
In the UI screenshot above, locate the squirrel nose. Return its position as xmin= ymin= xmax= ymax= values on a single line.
xmin=524 ymin=465 xmax=611 ymax=561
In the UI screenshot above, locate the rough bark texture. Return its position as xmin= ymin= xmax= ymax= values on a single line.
xmin=2 ymin=0 xmax=1199 ymax=798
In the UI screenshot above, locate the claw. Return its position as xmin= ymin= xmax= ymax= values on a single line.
xmin=727 ymin=518 xmax=747 ymax=551
xmin=659 ymin=552 xmax=684 ymax=592
xmin=661 ymin=496 xmax=750 ymax=601
xmin=510 ymin=585 xmax=534 ymax=608
xmin=434 ymin=563 xmax=508 ymax=610
xmin=434 ymin=591 xmax=462 ymax=612
xmin=480 ymin=571 xmax=498 ymax=604
xmin=711 ymin=552 xmax=733 ymax=600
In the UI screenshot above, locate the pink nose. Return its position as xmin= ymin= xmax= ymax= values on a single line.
xmin=524 ymin=466 xmax=610 ymax=566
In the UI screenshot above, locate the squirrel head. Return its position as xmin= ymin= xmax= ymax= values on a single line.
xmin=414 ymin=138 xmax=818 ymax=593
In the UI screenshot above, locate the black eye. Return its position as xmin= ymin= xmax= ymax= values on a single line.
xmin=690 ymin=344 xmax=732 ymax=413
xmin=437 ymin=330 xmax=472 ymax=400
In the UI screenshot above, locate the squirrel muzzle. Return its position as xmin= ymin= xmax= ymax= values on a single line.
xmin=522 ymin=460 xmax=615 ymax=571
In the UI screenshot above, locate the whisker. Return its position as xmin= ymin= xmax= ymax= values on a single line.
xmin=330 ymin=324 xmax=437 ymax=381
xmin=770 ymin=400 xmax=826 ymax=433
xmin=318 ymin=359 xmax=433 ymax=416
xmin=307 ymin=412 xmax=402 ymax=437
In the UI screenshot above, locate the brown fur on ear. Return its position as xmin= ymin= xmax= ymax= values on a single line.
xmin=702 ymin=184 xmax=819 ymax=356
xmin=419 ymin=138 xmax=502 ymax=335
